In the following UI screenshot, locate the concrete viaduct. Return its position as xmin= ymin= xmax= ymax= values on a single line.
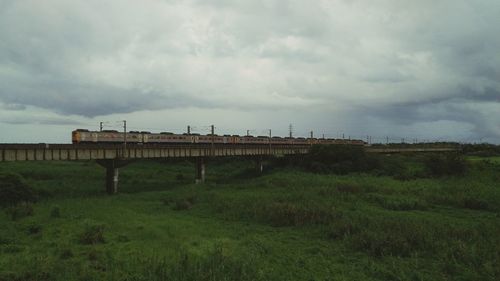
xmin=0 ymin=143 xmax=459 ymax=194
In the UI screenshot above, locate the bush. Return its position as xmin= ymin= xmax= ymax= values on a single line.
xmin=59 ymin=248 xmax=74 ymax=259
xmin=424 ymin=153 xmax=467 ymax=176
xmin=303 ymin=145 xmax=381 ymax=174
xmin=27 ymin=224 xmax=42 ymax=235
xmin=79 ymin=220 xmax=106 ymax=244
xmin=2 ymin=244 xmax=23 ymax=254
xmin=172 ymin=194 xmax=197 ymax=211
xmin=261 ymin=202 xmax=339 ymax=227
xmin=50 ymin=206 xmax=61 ymax=218
xmin=172 ymin=200 xmax=192 ymax=211
xmin=462 ymin=198 xmax=490 ymax=210
xmin=0 ymin=173 xmax=36 ymax=207
xmin=117 ymin=234 xmax=130 ymax=243
xmin=5 ymin=202 xmax=34 ymax=220
xmin=175 ymin=173 xmax=185 ymax=181
xmin=328 ymin=216 xmax=434 ymax=257
xmin=336 ymin=183 xmax=362 ymax=193
xmin=367 ymin=194 xmax=428 ymax=211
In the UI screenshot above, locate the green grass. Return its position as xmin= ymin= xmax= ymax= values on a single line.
xmin=467 ymin=156 xmax=500 ymax=164
xmin=0 ymin=157 xmax=499 ymax=280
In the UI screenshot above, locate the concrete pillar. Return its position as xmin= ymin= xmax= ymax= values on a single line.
xmin=96 ymin=159 xmax=130 ymax=195
xmin=256 ymin=157 xmax=264 ymax=173
xmin=106 ymin=166 xmax=119 ymax=194
xmin=195 ymin=157 xmax=205 ymax=184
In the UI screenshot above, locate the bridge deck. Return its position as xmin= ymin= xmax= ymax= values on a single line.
xmin=0 ymin=144 xmax=309 ymax=162
xmin=0 ymin=144 xmax=460 ymax=162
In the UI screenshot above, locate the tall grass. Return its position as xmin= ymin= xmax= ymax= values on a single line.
xmin=0 ymin=246 xmax=263 ymax=281
xmin=1 ymin=155 xmax=499 ymax=280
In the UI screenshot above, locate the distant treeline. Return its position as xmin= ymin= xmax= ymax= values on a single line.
xmin=371 ymin=142 xmax=500 ymax=157
xmin=273 ymin=144 xmax=468 ymax=178
xmin=461 ymin=143 xmax=500 ymax=156
xmin=370 ymin=142 xmax=461 ymax=148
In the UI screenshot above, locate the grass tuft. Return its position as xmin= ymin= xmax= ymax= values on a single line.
xmin=5 ymin=202 xmax=34 ymax=221
xmin=79 ymin=220 xmax=106 ymax=244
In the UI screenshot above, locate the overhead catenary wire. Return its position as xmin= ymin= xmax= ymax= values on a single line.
xmin=86 ymin=122 xmax=462 ymax=144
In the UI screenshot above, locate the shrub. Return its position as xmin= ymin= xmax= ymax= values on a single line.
xmin=423 ymin=153 xmax=467 ymax=176
xmin=161 ymin=197 xmax=173 ymax=205
xmin=0 ymin=173 xmax=36 ymax=207
xmin=27 ymin=224 xmax=42 ymax=235
xmin=87 ymin=248 xmax=100 ymax=261
xmin=175 ymin=173 xmax=185 ymax=181
xmin=117 ymin=234 xmax=130 ymax=243
xmin=326 ymin=215 xmax=444 ymax=257
xmin=59 ymin=248 xmax=74 ymax=259
xmin=336 ymin=183 xmax=362 ymax=193
xmin=327 ymin=217 xmax=360 ymax=240
xmin=367 ymin=194 xmax=428 ymax=211
xmin=5 ymin=202 xmax=34 ymax=220
xmin=172 ymin=200 xmax=192 ymax=211
xmin=302 ymin=145 xmax=381 ymax=174
xmin=79 ymin=220 xmax=106 ymax=244
xmin=261 ymin=202 xmax=339 ymax=227
xmin=2 ymin=244 xmax=23 ymax=254
xmin=462 ymin=198 xmax=490 ymax=210
xmin=50 ymin=206 xmax=61 ymax=218
xmin=172 ymin=194 xmax=197 ymax=210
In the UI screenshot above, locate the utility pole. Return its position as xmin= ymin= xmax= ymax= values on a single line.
xmin=269 ymin=129 xmax=272 ymax=152
xmin=247 ymin=130 xmax=250 ymax=136
xmin=187 ymin=125 xmax=191 ymax=134
xmin=211 ymin=125 xmax=215 ymax=156
xmin=123 ymin=120 xmax=127 ymax=158
xmin=386 ymin=136 xmax=389 ymax=144
xmin=100 ymin=122 xmax=103 ymax=132
xmin=289 ymin=124 xmax=293 ymax=138
xmin=322 ymin=134 xmax=325 ymax=139
xmin=342 ymin=133 xmax=345 ymax=139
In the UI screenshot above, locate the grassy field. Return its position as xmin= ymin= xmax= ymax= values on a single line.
xmin=0 ymin=155 xmax=499 ymax=280
xmin=467 ymin=156 xmax=500 ymax=165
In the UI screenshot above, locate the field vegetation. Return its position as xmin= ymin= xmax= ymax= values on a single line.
xmin=0 ymin=145 xmax=499 ymax=280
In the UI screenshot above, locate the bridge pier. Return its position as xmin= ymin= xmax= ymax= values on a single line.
xmin=256 ymin=157 xmax=264 ymax=173
xmin=195 ymin=157 xmax=205 ymax=184
xmin=96 ymin=159 xmax=131 ymax=194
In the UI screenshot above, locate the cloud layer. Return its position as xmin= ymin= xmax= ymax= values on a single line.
xmin=0 ymin=0 xmax=499 ymax=142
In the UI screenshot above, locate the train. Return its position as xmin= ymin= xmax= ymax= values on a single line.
xmin=72 ymin=129 xmax=367 ymax=146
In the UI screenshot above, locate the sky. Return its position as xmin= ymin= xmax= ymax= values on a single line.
xmin=0 ymin=0 xmax=499 ymax=144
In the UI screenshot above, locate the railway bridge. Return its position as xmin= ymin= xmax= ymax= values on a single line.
xmin=0 ymin=143 xmax=459 ymax=194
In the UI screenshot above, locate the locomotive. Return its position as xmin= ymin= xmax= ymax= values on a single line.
xmin=72 ymin=129 xmax=366 ymax=146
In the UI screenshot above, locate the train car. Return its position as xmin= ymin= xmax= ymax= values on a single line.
xmin=270 ymin=137 xmax=286 ymax=145
xmin=241 ymin=135 xmax=269 ymax=145
xmin=294 ymin=137 xmax=308 ymax=145
xmin=228 ymin=135 xmax=241 ymax=144
xmin=144 ymin=132 xmax=191 ymax=144
xmin=72 ymin=129 xmax=367 ymax=146
xmin=307 ymin=138 xmax=319 ymax=145
xmin=72 ymin=129 xmax=142 ymax=144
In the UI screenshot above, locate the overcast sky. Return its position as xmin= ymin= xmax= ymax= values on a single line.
xmin=0 ymin=0 xmax=499 ymax=143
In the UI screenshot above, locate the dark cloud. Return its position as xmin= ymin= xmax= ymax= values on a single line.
xmin=0 ymin=116 xmax=85 ymax=126
xmin=0 ymin=0 xmax=499 ymax=142
xmin=0 ymin=103 xmax=26 ymax=111
xmin=0 ymin=81 xmax=203 ymax=117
